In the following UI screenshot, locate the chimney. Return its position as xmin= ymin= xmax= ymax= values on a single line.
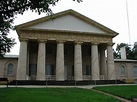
xmin=120 ymin=47 xmax=126 ymax=59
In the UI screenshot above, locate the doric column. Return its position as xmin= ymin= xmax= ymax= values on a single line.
xmin=56 ymin=41 xmax=65 ymax=81
xmin=107 ymin=43 xmax=115 ymax=80
xmin=36 ymin=40 xmax=46 ymax=80
xmin=91 ymin=42 xmax=100 ymax=80
xmin=74 ymin=41 xmax=83 ymax=81
xmin=100 ymin=46 xmax=107 ymax=80
xmin=16 ymin=39 xmax=28 ymax=80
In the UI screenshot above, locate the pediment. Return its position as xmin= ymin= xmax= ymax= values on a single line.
xmin=16 ymin=9 xmax=118 ymax=37
xmin=30 ymin=15 xmax=105 ymax=33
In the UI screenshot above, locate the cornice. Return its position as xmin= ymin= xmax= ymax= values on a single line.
xmin=18 ymin=31 xmax=112 ymax=45
xmin=18 ymin=28 xmax=116 ymax=38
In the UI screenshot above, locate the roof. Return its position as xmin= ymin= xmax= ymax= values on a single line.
xmin=16 ymin=9 xmax=118 ymax=37
xmin=114 ymin=59 xmax=137 ymax=62
xmin=2 ymin=55 xmax=137 ymax=62
xmin=3 ymin=55 xmax=19 ymax=58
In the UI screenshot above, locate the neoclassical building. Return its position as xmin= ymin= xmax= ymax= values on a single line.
xmin=15 ymin=9 xmax=118 ymax=81
xmin=1 ymin=10 xmax=137 ymax=82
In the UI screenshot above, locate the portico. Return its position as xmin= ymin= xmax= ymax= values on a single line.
xmin=16 ymin=9 xmax=118 ymax=81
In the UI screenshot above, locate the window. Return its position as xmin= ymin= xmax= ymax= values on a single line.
xmin=7 ymin=63 xmax=13 ymax=75
xmin=64 ymin=47 xmax=68 ymax=55
xmin=121 ymin=65 xmax=126 ymax=76
xmin=29 ymin=64 xmax=37 ymax=75
xmin=47 ymin=47 xmax=52 ymax=54
xmin=133 ymin=66 xmax=137 ymax=76
xmin=86 ymin=65 xmax=91 ymax=75
xmin=88 ymin=48 xmax=91 ymax=56
xmin=72 ymin=65 xmax=74 ymax=76
xmin=46 ymin=65 xmax=54 ymax=75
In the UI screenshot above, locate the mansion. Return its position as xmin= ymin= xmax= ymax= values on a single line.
xmin=0 ymin=10 xmax=137 ymax=82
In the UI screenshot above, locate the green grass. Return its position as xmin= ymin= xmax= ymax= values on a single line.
xmin=94 ymin=85 xmax=137 ymax=100
xmin=0 ymin=87 xmax=122 ymax=102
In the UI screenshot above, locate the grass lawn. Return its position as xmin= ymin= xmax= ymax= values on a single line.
xmin=93 ymin=85 xmax=137 ymax=100
xmin=0 ymin=87 xmax=122 ymax=102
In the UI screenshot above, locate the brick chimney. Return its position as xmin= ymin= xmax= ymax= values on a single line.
xmin=120 ymin=47 xmax=127 ymax=59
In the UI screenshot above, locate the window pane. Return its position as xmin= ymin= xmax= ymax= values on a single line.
xmin=46 ymin=65 xmax=54 ymax=75
xmin=121 ymin=66 xmax=125 ymax=76
xmin=29 ymin=64 xmax=37 ymax=75
xmin=133 ymin=66 xmax=137 ymax=76
xmin=86 ymin=65 xmax=91 ymax=75
xmin=47 ymin=47 xmax=52 ymax=54
xmin=7 ymin=63 xmax=13 ymax=75
xmin=72 ymin=65 xmax=74 ymax=76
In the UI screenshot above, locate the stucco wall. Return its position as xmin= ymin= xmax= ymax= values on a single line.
xmin=1 ymin=56 xmax=137 ymax=81
xmin=115 ymin=61 xmax=137 ymax=80
xmin=0 ymin=58 xmax=18 ymax=81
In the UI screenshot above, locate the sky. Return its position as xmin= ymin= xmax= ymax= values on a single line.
xmin=7 ymin=0 xmax=137 ymax=55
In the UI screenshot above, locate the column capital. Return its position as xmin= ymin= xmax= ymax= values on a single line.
xmin=107 ymin=42 xmax=114 ymax=46
xmin=91 ymin=42 xmax=99 ymax=45
xmin=74 ymin=41 xmax=83 ymax=45
xmin=56 ymin=40 xmax=65 ymax=43
xmin=38 ymin=39 xmax=47 ymax=43
xmin=19 ymin=38 xmax=28 ymax=42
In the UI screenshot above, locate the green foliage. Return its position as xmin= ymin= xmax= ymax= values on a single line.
xmin=132 ymin=42 xmax=137 ymax=59
xmin=113 ymin=49 xmax=120 ymax=59
xmin=0 ymin=0 xmax=82 ymax=57
xmin=0 ymin=88 xmax=121 ymax=102
xmin=0 ymin=34 xmax=16 ymax=58
xmin=114 ymin=42 xmax=137 ymax=60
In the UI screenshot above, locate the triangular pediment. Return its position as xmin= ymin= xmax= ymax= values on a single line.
xmin=30 ymin=14 xmax=105 ymax=33
xmin=16 ymin=9 xmax=118 ymax=37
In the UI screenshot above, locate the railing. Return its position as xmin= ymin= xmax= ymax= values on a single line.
xmin=100 ymin=75 xmax=104 ymax=80
xmin=83 ymin=75 xmax=92 ymax=80
xmin=28 ymin=75 xmax=105 ymax=81
xmin=46 ymin=75 xmax=55 ymax=80
xmin=67 ymin=76 xmax=74 ymax=80
xmin=0 ymin=78 xmax=8 ymax=87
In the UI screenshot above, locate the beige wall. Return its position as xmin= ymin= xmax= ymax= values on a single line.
xmin=0 ymin=58 xmax=18 ymax=81
xmin=115 ymin=61 xmax=137 ymax=80
xmin=1 ymin=52 xmax=137 ymax=81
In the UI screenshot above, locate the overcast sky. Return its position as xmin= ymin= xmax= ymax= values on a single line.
xmin=8 ymin=0 xmax=137 ymax=55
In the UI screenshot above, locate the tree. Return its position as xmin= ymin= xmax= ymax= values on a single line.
xmin=113 ymin=49 xmax=120 ymax=59
xmin=114 ymin=43 xmax=135 ymax=60
xmin=0 ymin=0 xmax=82 ymax=57
xmin=132 ymin=42 xmax=137 ymax=60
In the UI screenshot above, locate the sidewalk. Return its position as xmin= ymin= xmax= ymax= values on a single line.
xmin=0 ymin=83 xmax=135 ymax=88
xmin=0 ymin=85 xmax=94 ymax=88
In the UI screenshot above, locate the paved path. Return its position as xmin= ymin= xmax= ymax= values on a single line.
xmin=91 ymin=88 xmax=131 ymax=102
